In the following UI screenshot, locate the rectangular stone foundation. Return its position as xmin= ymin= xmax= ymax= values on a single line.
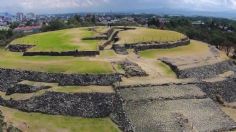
xmin=124 ymin=98 xmax=236 ymax=132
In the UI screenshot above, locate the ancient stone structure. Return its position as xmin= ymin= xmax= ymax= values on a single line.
xmin=124 ymin=37 xmax=190 ymax=51
xmin=118 ymin=84 xmax=236 ymax=132
xmin=82 ymin=35 xmax=107 ymax=40
xmin=161 ymin=59 xmax=236 ymax=79
xmin=0 ymin=92 xmax=116 ymax=118
xmin=110 ymin=93 xmax=135 ymax=132
xmin=112 ymin=44 xmax=128 ymax=55
xmin=6 ymin=84 xmax=51 ymax=95
xmin=119 ymin=60 xmax=148 ymax=77
xmin=23 ymin=50 xmax=100 ymax=57
xmin=198 ymin=78 xmax=236 ymax=102
xmin=0 ymin=68 xmax=121 ymax=91
xmin=99 ymin=27 xmax=136 ymax=50
xmin=8 ymin=44 xmax=100 ymax=57
xmin=8 ymin=44 xmax=35 ymax=52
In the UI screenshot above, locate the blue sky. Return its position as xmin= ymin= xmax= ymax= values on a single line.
xmin=1 ymin=0 xmax=236 ymax=14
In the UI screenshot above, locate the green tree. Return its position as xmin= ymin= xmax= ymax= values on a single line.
xmin=41 ymin=19 xmax=66 ymax=32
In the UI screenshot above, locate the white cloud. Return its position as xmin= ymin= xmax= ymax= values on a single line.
xmin=0 ymin=0 xmax=109 ymax=13
xmin=169 ymin=0 xmax=236 ymax=11
xmin=20 ymin=0 xmax=109 ymax=9
xmin=0 ymin=0 xmax=236 ymax=14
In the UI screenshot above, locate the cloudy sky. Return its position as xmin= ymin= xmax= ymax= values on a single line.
xmin=1 ymin=0 xmax=236 ymax=14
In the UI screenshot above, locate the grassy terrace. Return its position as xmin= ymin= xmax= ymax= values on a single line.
xmin=1 ymin=107 xmax=120 ymax=132
xmin=0 ymin=49 xmax=114 ymax=74
xmin=0 ymin=80 xmax=115 ymax=100
xmin=140 ymin=40 xmax=210 ymax=59
xmin=10 ymin=27 xmax=107 ymax=52
xmin=116 ymin=27 xmax=186 ymax=44
xmin=156 ymin=61 xmax=177 ymax=78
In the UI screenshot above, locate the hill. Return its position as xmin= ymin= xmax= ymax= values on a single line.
xmin=0 ymin=26 xmax=235 ymax=132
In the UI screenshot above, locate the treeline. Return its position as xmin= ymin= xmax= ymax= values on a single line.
xmin=148 ymin=16 xmax=236 ymax=56
xmin=41 ymin=15 xmax=97 ymax=32
xmin=0 ymin=30 xmax=24 ymax=47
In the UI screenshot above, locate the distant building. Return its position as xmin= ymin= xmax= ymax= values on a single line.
xmin=0 ymin=26 xmax=9 ymax=31
xmin=26 ymin=13 xmax=35 ymax=20
xmin=16 ymin=12 xmax=24 ymax=21
xmin=192 ymin=20 xmax=205 ymax=25
xmin=13 ymin=25 xmax=41 ymax=33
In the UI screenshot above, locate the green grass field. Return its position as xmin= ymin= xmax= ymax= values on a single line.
xmin=139 ymin=40 xmax=210 ymax=59
xmin=0 ymin=107 xmax=120 ymax=132
xmin=0 ymin=49 xmax=114 ymax=74
xmin=10 ymin=27 xmax=106 ymax=52
xmin=116 ymin=27 xmax=186 ymax=44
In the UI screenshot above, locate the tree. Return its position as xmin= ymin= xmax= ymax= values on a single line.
xmin=67 ymin=15 xmax=82 ymax=27
xmin=210 ymin=33 xmax=225 ymax=48
xmin=41 ymin=19 xmax=66 ymax=32
xmin=147 ymin=17 xmax=160 ymax=28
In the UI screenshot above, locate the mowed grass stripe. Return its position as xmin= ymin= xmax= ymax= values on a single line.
xmin=10 ymin=27 xmax=104 ymax=52
xmin=116 ymin=27 xmax=186 ymax=44
xmin=1 ymin=106 xmax=120 ymax=132
xmin=0 ymin=49 xmax=114 ymax=74
xmin=139 ymin=40 xmax=210 ymax=59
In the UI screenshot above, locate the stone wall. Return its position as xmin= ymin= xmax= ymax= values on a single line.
xmin=110 ymin=92 xmax=135 ymax=132
xmin=7 ymin=44 xmax=100 ymax=57
xmin=0 ymin=92 xmax=117 ymax=118
xmin=178 ymin=60 xmax=236 ymax=79
xmin=112 ymin=44 xmax=128 ymax=55
xmin=161 ymin=59 xmax=236 ymax=79
xmin=82 ymin=35 xmax=107 ymax=40
xmin=0 ymin=68 xmax=121 ymax=91
xmin=6 ymin=84 xmax=51 ymax=95
xmin=124 ymin=38 xmax=190 ymax=51
xmin=23 ymin=50 xmax=100 ymax=57
xmin=197 ymin=78 xmax=236 ymax=103
xmin=0 ymin=91 xmax=135 ymax=132
xmin=99 ymin=29 xmax=120 ymax=50
xmin=7 ymin=44 xmax=35 ymax=52
xmin=99 ymin=27 xmax=136 ymax=50
xmin=119 ymin=60 xmax=148 ymax=77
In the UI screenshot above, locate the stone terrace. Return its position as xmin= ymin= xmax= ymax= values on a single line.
xmin=118 ymin=84 xmax=236 ymax=132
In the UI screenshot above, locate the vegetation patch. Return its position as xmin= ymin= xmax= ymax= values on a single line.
xmin=0 ymin=106 xmax=120 ymax=132
xmin=99 ymin=50 xmax=116 ymax=58
xmin=156 ymin=61 xmax=177 ymax=78
xmin=116 ymin=27 xmax=186 ymax=44
xmin=10 ymin=27 xmax=106 ymax=52
xmin=51 ymin=86 xmax=115 ymax=93
xmin=0 ymin=49 xmax=114 ymax=74
xmin=140 ymin=40 xmax=209 ymax=59
xmin=0 ymin=80 xmax=115 ymax=100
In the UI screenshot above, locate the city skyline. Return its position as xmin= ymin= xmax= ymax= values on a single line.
xmin=0 ymin=0 xmax=236 ymax=14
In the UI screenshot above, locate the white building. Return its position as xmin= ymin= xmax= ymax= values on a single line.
xmin=0 ymin=26 xmax=9 ymax=31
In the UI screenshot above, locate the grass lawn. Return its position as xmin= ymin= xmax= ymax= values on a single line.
xmin=156 ymin=61 xmax=176 ymax=78
xmin=19 ymin=81 xmax=114 ymax=94
xmin=52 ymin=86 xmax=114 ymax=93
xmin=116 ymin=27 xmax=186 ymax=44
xmin=0 ymin=106 xmax=120 ymax=132
xmin=10 ymin=27 xmax=106 ymax=52
xmin=0 ymin=49 xmax=114 ymax=74
xmin=139 ymin=40 xmax=210 ymax=59
xmin=99 ymin=50 xmax=116 ymax=58
xmin=0 ymin=80 xmax=114 ymax=100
